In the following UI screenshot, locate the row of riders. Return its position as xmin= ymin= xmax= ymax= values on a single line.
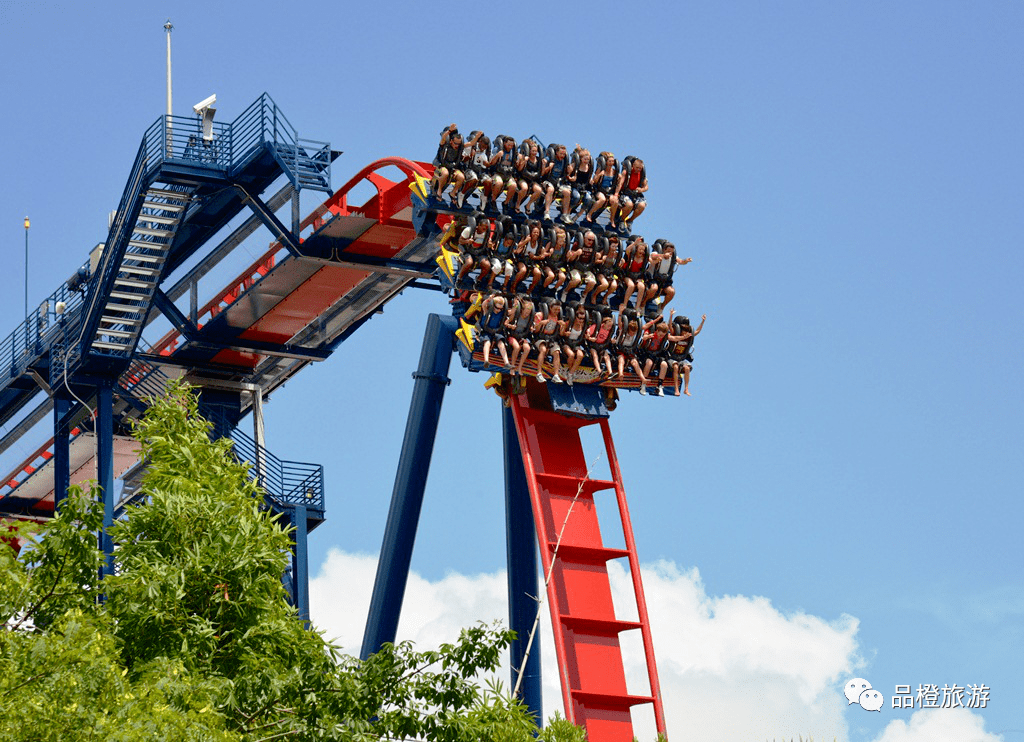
xmin=432 ymin=124 xmax=648 ymax=232
xmin=464 ymin=292 xmax=705 ymax=397
xmin=449 ymin=217 xmax=705 ymax=396
xmin=454 ymin=216 xmax=689 ymax=315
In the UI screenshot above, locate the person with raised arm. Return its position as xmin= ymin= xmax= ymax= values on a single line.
xmin=432 ymin=124 xmax=467 ymax=204
xmin=667 ymin=314 xmax=706 ymax=396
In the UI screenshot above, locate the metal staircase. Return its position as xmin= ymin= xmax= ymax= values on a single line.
xmin=90 ymin=187 xmax=192 ymax=355
xmin=509 ymin=389 xmax=666 ymax=742
xmin=274 ymin=141 xmax=333 ymax=193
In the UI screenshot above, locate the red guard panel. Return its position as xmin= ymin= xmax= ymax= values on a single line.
xmin=509 ymin=385 xmax=666 ymax=742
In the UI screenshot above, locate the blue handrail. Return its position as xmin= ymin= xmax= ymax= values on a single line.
xmin=0 ymin=259 xmax=90 ymax=387
xmin=207 ymin=408 xmax=325 ymax=516
xmin=75 ymin=139 xmax=151 ymax=357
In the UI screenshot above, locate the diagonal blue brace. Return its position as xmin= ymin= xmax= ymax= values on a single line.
xmin=234 ymin=184 xmax=301 ymax=255
xmin=360 ymin=313 xmax=457 ymax=659
xmin=503 ymin=404 xmax=543 ymax=723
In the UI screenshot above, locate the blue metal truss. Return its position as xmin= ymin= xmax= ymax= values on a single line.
xmin=69 ymin=93 xmax=336 ymax=377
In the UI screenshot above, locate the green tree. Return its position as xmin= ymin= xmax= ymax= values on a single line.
xmin=0 ymin=381 xmax=586 ymax=742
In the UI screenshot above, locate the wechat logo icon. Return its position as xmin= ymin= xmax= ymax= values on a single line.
xmin=845 ymin=678 xmax=884 ymax=712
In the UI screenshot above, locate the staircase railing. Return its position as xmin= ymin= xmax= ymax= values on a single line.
xmin=76 ymin=139 xmax=151 ymax=359
xmin=206 ymin=408 xmax=324 ymax=517
xmin=0 ymin=260 xmax=90 ymax=388
xmin=144 ymin=114 xmax=233 ymax=170
xmin=229 ymin=93 xmax=331 ymax=190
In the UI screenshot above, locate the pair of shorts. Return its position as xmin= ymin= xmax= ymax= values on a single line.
xmin=621 ymin=190 xmax=645 ymax=203
xmin=491 ymin=259 xmax=514 ymax=277
xmin=570 ymin=270 xmax=597 ymax=284
xmin=433 ymin=158 xmax=462 ymax=172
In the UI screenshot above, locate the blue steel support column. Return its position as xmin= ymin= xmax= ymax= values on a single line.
xmin=502 ymin=405 xmax=543 ymax=722
xmin=96 ymin=383 xmax=115 ymax=578
xmin=291 ymin=504 xmax=309 ymax=624
xmin=360 ymin=314 xmax=457 ymax=660
xmin=52 ymin=394 xmax=71 ymax=510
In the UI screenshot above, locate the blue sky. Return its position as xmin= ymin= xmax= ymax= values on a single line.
xmin=1 ymin=2 xmax=1022 ymax=740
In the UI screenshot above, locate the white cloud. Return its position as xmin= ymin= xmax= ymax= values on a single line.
xmin=308 ymin=549 xmax=509 ymax=654
xmin=871 ymin=707 xmax=1004 ymax=742
xmin=618 ymin=559 xmax=857 ymax=742
xmin=308 ymin=550 xmax=997 ymax=742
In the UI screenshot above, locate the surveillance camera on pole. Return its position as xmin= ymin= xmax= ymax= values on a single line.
xmin=193 ymin=94 xmax=217 ymax=141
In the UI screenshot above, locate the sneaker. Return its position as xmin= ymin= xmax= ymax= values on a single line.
xmin=551 ymin=374 xmax=563 ymax=384
xmin=638 ymin=384 xmax=647 ymax=396
xmin=566 ymin=374 xmax=574 ymax=386
xmin=456 ymin=191 xmax=466 ymax=208
xmin=656 ymin=386 xmax=665 ymax=397
xmin=537 ymin=372 xmax=546 ymax=383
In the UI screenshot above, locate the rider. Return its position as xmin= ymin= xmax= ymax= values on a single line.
xmin=432 ymin=124 xmax=466 ymax=204
xmin=531 ymin=301 xmax=564 ymax=383
xmin=477 ymin=293 xmax=511 ymax=368
xmin=541 ymin=143 xmax=572 ymax=223
xmin=616 ymin=156 xmax=649 ymax=227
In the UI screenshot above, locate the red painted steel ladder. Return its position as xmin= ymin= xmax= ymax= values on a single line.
xmin=509 ymin=387 xmax=666 ymax=742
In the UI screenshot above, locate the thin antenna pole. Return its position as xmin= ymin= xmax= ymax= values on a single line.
xmin=164 ymin=20 xmax=173 ymax=116
xmin=23 ymin=216 xmax=29 ymax=320
xmin=164 ymin=20 xmax=173 ymax=156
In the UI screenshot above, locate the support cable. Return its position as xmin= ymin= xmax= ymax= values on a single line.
xmin=513 ymin=451 xmax=603 ymax=699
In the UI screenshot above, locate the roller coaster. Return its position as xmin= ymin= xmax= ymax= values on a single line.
xmin=0 ymin=94 xmax=691 ymax=742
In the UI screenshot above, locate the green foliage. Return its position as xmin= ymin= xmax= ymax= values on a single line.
xmin=0 ymin=489 xmax=235 ymax=741
xmin=0 ymin=380 xmax=586 ymax=741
